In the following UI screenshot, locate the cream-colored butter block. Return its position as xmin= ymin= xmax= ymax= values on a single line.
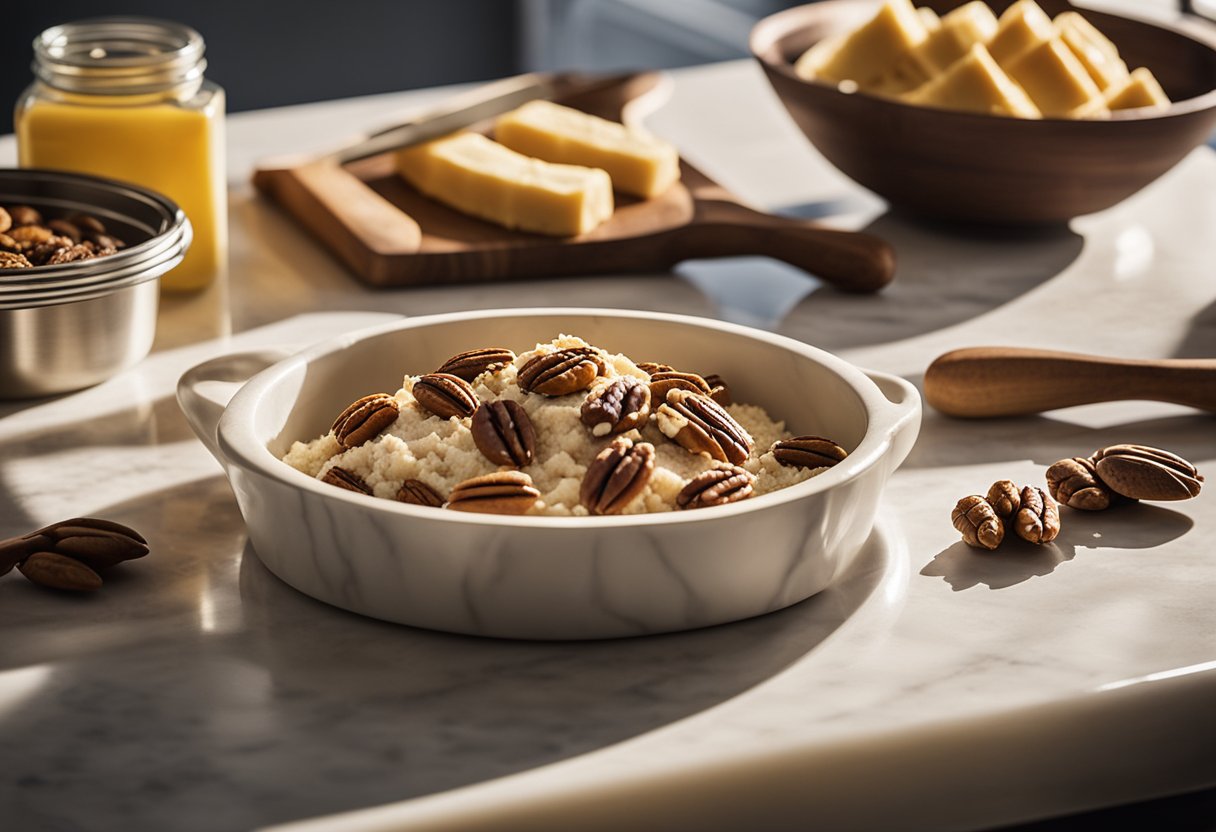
xmin=1055 ymin=12 xmax=1130 ymax=91
xmin=807 ymin=0 xmax=930 ymax=88
xmin=1005 ymin=37 xmax=1107 ymax=118
xmin=395 ymin=133 xmax=613 ymax=237
xmin=1055 ymin=11 xmax=1119 ymax=59
xmin=915 ymin=2 xmax=1000 ymax=75
xmin=1105 ymin=67 xmax=1170 ymax=111
xmin=872 ymin=1 xmax=998 ymax=96
xmin=988 ymin=0 xmax=1055 ymax=66
xmin=794 ymin=32 xmax=848 ymax=81
xmin=494 ymin=100 xmax=679 ymax=199
xmin=903 ymin=44 xmax=1041 ymax=118
xmin=869 ymin=65 xmax=931 ymax=98
xmin=918 ymin=7 xmax=941 ymax=30
xmin=869 ymin=53 xmax=933 ymax=97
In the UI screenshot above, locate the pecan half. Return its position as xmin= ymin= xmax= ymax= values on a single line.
xmin=332 ymin=393 xmax=400 ymax=448
xmin=27 ymin=517 xmax=149 ymax=570
xmin=1092 ymin=444 xmax=1203 ymax=501
xmin=1014 ymin=486 xmax=1060 ymax=544
xmin=396 ymin=479 xmax=444 ymax=507
xmin=8 ymin=224 xmax=52 ymax=245
xmin=88 ymin=232 xmax=124 ymax=250
xmin=703 ymin=374 xmax=732 ymax=406
xmin=985 ymin=480 xmax=1021 ymax=518
xmin=8 ymin=205 xmax=42 ymax=227
xmin=648 ymin=370 xmax=712 ymax=403
xmin=26 ymin=235 xmax=73 ymax=266
xmin=771 ymin=436 xmax=847 ymax=470
xmin=657 ymin=389 xmax=753 ymax=465
xmin=581 ymin=377 xmax=650 ymax=437
xmin=677 ymin=465 xmax=755 ymax=510
xmin=0 ymin=206 xmax=10 ymax=234
xmin=472 ymin=400 xmax=536 ymax=467
xmin=413 ymin=373 xmax=479 ymax=419
xmin=1046 ymin=457 xmax=1118 ymax=511
xmin=0 ymin=536 xmax=35 ymax=576
xmin=580 ymin=438 xmax=655 ymax=515
xmin=447 ymin=471 xmax=540 ymax=515
xmin=47 ymin=244 xmax=96 ymax=265
xmin=637 ymin=362 xmax=674 ymax=376
xmin=47 ymin=218 xmax=81 ymax=242
xmin=435 ymin=347 xmax=516 ymax=382
xmin=952 ymin=495 xmax=1004 ymax=550
xmin=2 ymin=517 xmax=148 ymax=578
xmin=19 ymin=552 xmax=103 ymax=592
xmin=321 ymin=466 xmax=372 ymax=495
xmin=518 ymin=347 xmax=604 ymax=396
xmin=68 ymin=212 xmax=106 ymax=235
xmin=0 ymin=251 xmax=32 ymax=269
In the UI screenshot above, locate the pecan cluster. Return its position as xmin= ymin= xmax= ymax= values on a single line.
xmin=0 ymin=517 xmax=148 ymax=591
xmin=951 ymin=479 xmax=1060 ymax=550
xmin=0 ymin=204 xmax=126 ymax=269
xmin=1046 ymin=444 xmax=1202 ymax=509
xmin=311 ymin=343 xmax=848 ymax=518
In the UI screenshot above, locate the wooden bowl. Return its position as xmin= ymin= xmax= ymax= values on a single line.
xmin=750 ymin=0 xmax=1216 ymax=224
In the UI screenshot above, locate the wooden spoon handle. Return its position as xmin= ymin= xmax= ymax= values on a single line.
xmin=668 ymin=203 xmax=896 ymax=293
xmin=924 ymin=347 xmax=1216 ymax=417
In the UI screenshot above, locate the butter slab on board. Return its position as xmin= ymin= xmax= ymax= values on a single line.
xmin=395 ymin=132 xmax=614 ymax=237
xmin=495 ymin=100 xmax=680 ymax=198
xmin=250 ymin=72 xmax=896 ymax=293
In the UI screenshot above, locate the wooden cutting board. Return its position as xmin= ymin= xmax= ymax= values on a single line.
xmin=252 ymin=72 xmax=895 ymax=292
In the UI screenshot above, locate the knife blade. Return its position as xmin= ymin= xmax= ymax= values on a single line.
xmin=325 ymin=72 xmax=557 ymax=165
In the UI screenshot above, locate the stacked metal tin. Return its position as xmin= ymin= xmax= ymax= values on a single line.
xmin=0 ymin=169 xmax=191 ymax=398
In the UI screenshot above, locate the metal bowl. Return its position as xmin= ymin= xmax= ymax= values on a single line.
xmin=0 ymin=168 xmax=191 ymax=398
xmin=0 ymin=279 xmax=162 ymax=397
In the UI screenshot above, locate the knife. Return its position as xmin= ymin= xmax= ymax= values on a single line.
xmin=320 ymin=72 xmax=556 ymax=165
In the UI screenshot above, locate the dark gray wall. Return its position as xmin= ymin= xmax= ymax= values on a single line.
xmin=2 ymin=1 xmax=520 ymax=135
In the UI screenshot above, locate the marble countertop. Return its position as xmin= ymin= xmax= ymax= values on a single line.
xmin=2 ymin=57 xmax=1215 ymax=832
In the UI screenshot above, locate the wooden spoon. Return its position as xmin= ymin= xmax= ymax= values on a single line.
xmin=924 ymin=347 xmax=1216 ymax=417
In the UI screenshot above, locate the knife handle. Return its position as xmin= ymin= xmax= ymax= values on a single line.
xmin=924 ymin=347 xmax=1216 ymax=417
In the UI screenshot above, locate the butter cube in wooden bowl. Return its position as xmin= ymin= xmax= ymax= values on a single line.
xmin=751 ymin=0 xmax=1216 ymax=224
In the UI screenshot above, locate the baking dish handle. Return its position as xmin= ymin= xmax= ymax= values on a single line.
xmin=177 ymin=348 xmax=294 ymax=465
xmin=863 ymin=370 xmax=922 ymax=473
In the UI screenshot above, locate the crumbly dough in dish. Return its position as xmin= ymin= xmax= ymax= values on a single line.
xmin=282 ymin=335 xmax=825 ymax=516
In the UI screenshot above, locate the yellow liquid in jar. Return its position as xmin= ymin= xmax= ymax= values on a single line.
xmin=17 ymin=92 xmax=226 ymax=292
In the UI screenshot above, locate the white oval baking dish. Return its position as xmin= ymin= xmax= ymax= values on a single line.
xmin=178 ymin=309 xmax=919 ymax=639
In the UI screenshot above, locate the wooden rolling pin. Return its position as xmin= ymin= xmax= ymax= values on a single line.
xmin=924 ymin=347 xmax=1216 ymax=417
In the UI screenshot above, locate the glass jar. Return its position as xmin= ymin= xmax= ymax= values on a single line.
xmin=16 ymin=18 xmax=226 ymax=292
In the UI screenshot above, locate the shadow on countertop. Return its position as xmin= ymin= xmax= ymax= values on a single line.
xmin=0 ymin=473 xmax=900 ymax=832
xmin=895 ymin=407 xmax=1215 ymax=472
xmin=920 ymin=502 xmax=1193 ymax=591
xmin=759 ymin=210 xmax=1085 ymax=350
